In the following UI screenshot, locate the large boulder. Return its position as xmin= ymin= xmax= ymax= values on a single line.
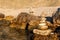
xmin=16 ymin=12 xmax=30 ymax=30
xmin=53 ymin=8 xmax=60 ymax=26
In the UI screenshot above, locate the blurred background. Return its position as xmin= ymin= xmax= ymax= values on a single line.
xmin=0 ymin=0 xmax=60 ymax=17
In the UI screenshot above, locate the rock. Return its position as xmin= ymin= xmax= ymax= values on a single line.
xmin=5 ymin=16 xmax=14 ymax=21
xmin=16 ymin=12 xmax=30 ymax=30
xmin=0 ymin=25 xmax=27 ymax=40
xmin=0 ymin=13 xmax=5 ymax=18
xmin=34 ymin=33 xmax=59 ymax=40
xmin=53 ymin=8 xmax=60 ymax=26
xmin=0 ymin=19 xmax=11 ymax=26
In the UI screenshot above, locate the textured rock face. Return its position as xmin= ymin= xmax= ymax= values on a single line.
xmin=53 ymin=8 xmax=60 ymax=26
xmin=0 ymin=26 xmax=27 ymax=40
xmin=0 ymin=0 xmax=60 ymax=9
xmin=0 ymin=17 xmax=27 ymax=40
xmin=33 ymin=33 xmax=58 ymax=40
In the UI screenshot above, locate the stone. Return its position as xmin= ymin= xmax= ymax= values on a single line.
xmin=53 ymin=8 xmax=60 ymax=26
xmin=0 ymin=13 xmax=5 ymax=18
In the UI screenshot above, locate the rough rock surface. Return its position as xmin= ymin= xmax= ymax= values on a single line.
xmin=0 ymin=25 xmax=27 ymax=40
